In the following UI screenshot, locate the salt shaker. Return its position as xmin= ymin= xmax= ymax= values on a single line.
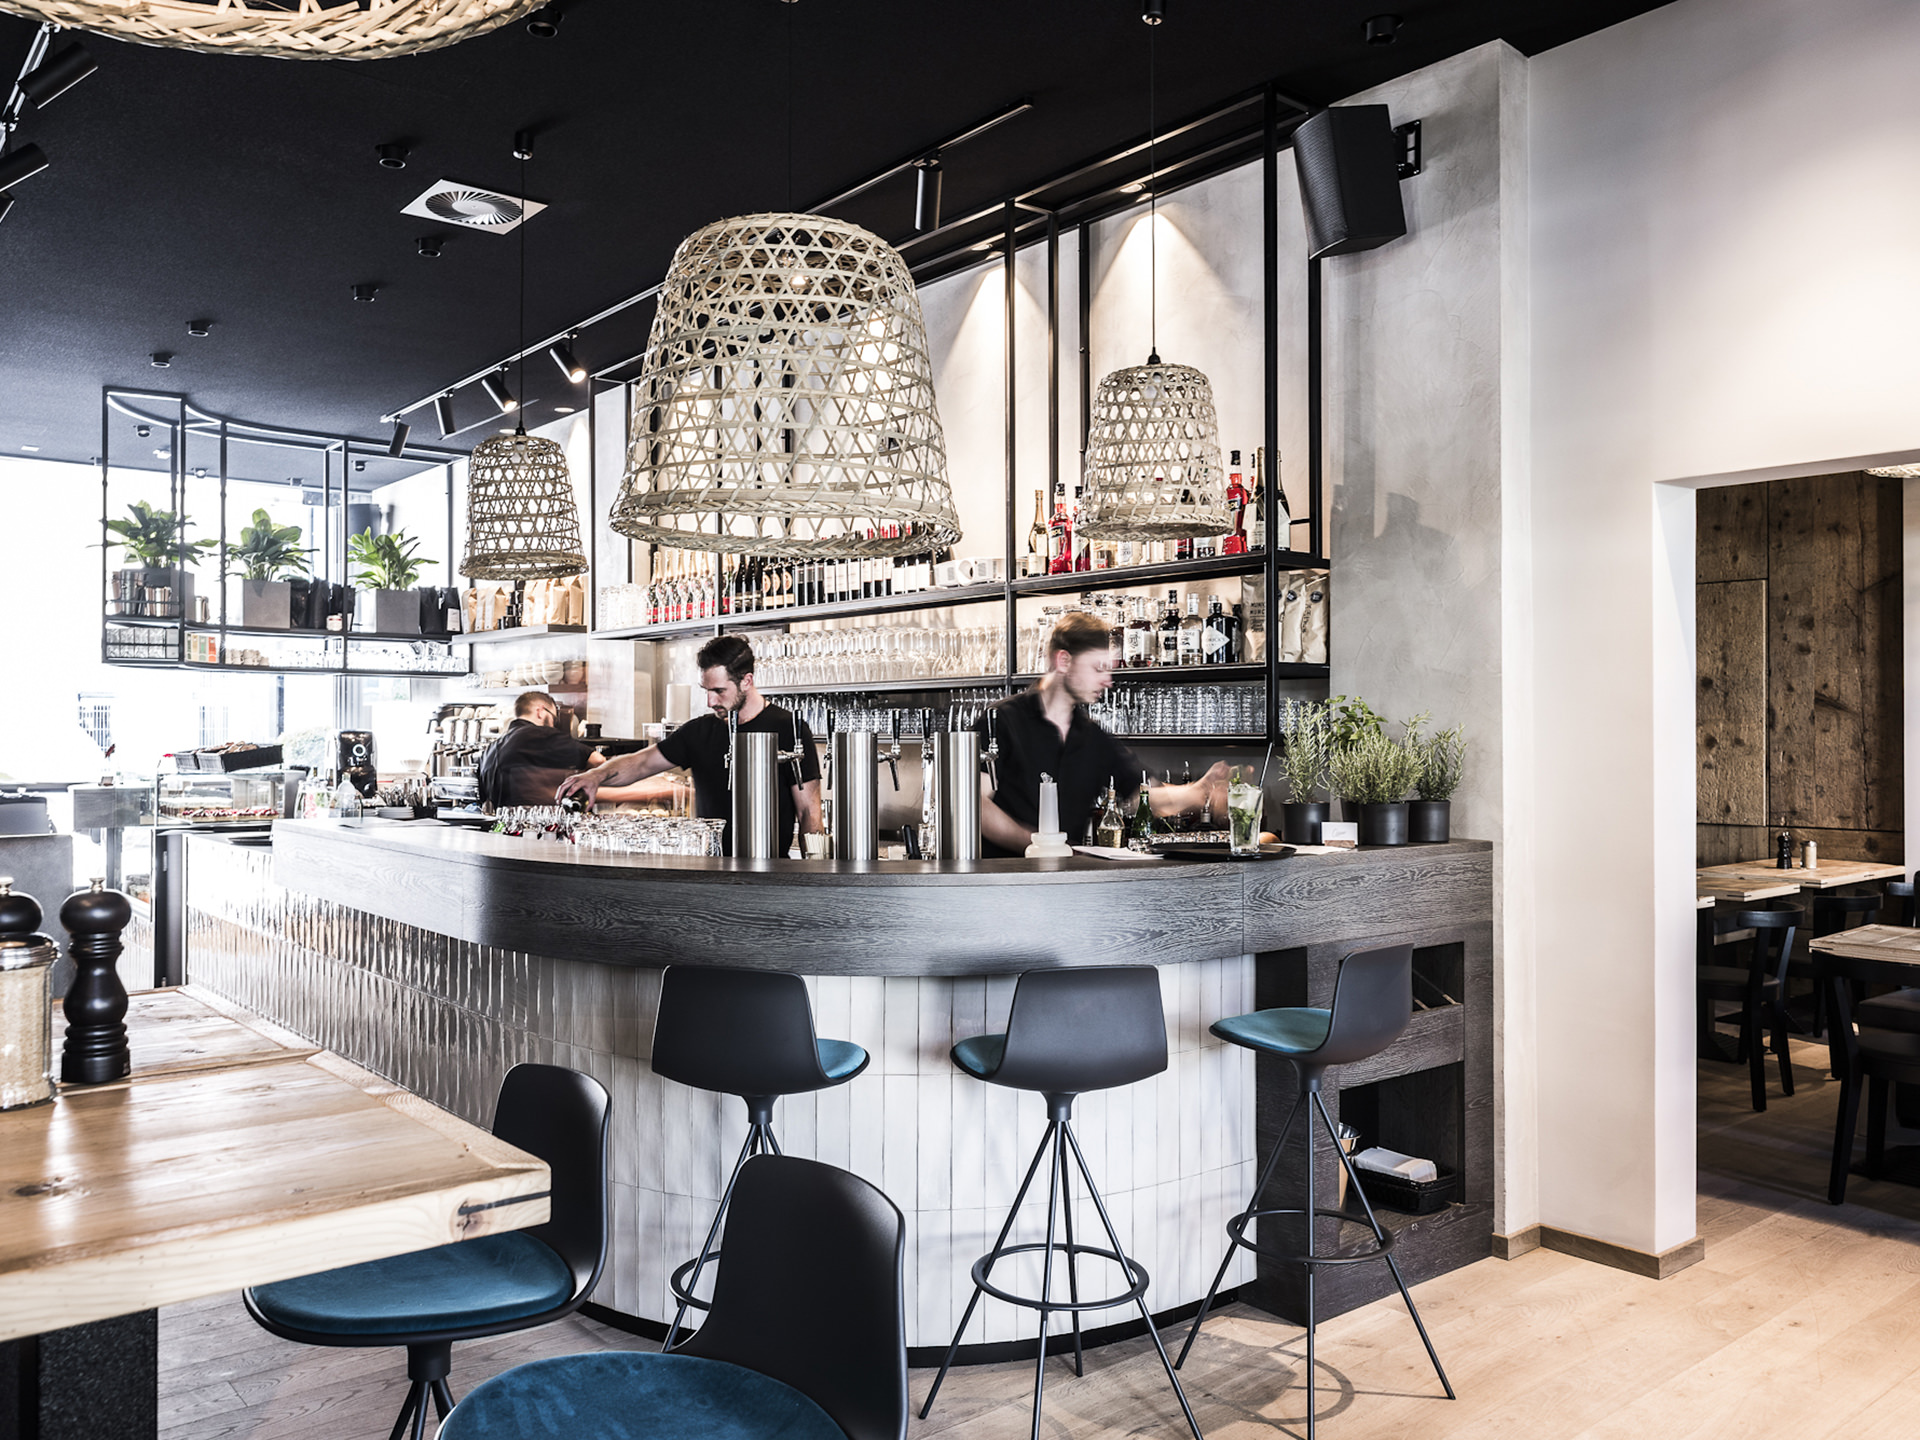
xmin=0 ymin=878 xmax=55 ymax=1110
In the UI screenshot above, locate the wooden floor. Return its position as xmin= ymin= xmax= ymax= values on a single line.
xmin=160 ymin=1038 xmax=1920 ymax=1439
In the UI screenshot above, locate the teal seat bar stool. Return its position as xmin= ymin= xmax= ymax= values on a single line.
xmin=440 ymin=1153 xmax=909 ymax=1440
xmin=919 ymin=965 xmax=1203 ymax=1440
xmin=1174 ymin=944 xmax=1452 ymax=1438
xmin=244 ymin=1063 xmax=610 ymax=1440
xmin=651 ymin=964 xmax=870 ymax=1350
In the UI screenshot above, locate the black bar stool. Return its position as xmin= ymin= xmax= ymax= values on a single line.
xmin=919 ymin=965 xmax=1202 ymax=1440
xmin=1698 ymin=905 xmax=1801 ymax=1110
xmin=1175 ymin=944 xmax=1452 ymax=1439
xmin=650 ymin=964 xmax=870 ymax=1350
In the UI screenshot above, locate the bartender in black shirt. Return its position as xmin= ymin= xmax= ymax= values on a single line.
xmin=978 ymin=611 xmax=1227 ymax=857
xmin=477 ymin=690 xmax=603 ymax=808
xmin=557 ymin=635 xmax=822 ymax=855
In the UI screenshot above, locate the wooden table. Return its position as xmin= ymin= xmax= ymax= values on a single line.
xmin=1697 ymin=858 xmax=1904 ymax=904
xmin=1 ymin=987 xmax=550 ymax=1436
xmin=1809 ymin=923 xmax=1920 ymax=982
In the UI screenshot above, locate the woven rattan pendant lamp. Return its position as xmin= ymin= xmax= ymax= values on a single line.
xmin=1078 ymin=0 xmax=1230 ymax=543
xmin=461 ymin=132 xmax=586 ymax=582
xmin=0 ymin=0 xmax=544 ymax=60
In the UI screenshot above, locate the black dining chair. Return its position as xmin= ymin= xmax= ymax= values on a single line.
xmin=244 ymin=1064 xmax=609 ymax=1440
xmin=439 ymin=1153 xmax=909 ymax=1440
xmin=1697 ymin=905 xmax=1801 ymax=1111
xmin=1796 ymin=889 xmax=1885 ymax=1034
xmin=1820 ymin=950 xmax=1920 ymax=1203
xmin=650 ymin=964 xmax=870 ymax=1350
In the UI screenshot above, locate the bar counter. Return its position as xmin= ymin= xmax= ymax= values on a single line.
xmin=181 ymin=821 xmax=1493 ymax=1355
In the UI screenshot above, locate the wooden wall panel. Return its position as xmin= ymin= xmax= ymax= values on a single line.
xmin=1765 ymin=476 xmax=1821 ymax=827
xmin=1863 ymin=477 xmax=1905 ymax=834
xmin=1697 ymin=580 xmax=1767 ymax=826
xmin=1697 ymin=481 xmax=1769 ymax=583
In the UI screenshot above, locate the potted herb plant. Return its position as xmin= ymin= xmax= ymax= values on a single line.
xmin=349 ymin=527 xmax=435 ymax=635
xmin=104 ymin=500 xmax=214 ymax=619
xmin=227 ymin=508 xmax=310 ymax=630
xmin=1327 ymin=721 xmax=1424 ymax=846
xmin=1410 ymin=722 xmax=1464 ymax=843
xmin=1277 ymin=697 xmax=1332 ymax=844
xmin=1326 ymin=693 xmax=1384 ymax=820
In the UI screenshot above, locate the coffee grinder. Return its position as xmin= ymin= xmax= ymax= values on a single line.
xmin=337 ymin=730 xmax=378 ymax=798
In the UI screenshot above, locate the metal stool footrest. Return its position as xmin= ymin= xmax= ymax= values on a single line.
xmin=971 ymin=1241 xmax=1149 ymax=1314
xmin=669 ymin=1252 xmax=718 ymax=1314
xmin=1223 ymin=1205 xmax=1395 ymax=1268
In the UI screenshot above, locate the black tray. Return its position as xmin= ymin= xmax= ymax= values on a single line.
xmin=180 ymin=744 xmax=285 ymax=773
xmin=1148 ymin=841 xmax=1294 ymax=862
xmin=1355 ymin=1163 xmax=1457 ymax=1215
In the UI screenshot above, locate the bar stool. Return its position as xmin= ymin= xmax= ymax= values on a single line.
xmin=651 ymin=964 xmax=870 ymax=1350
xmin=919 ymin=965 xmax=1202 ymax=1440
xmin=1175 ymin=944 xmax=1451 ymax=1439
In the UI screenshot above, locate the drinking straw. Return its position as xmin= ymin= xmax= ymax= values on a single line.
xmin=1258 ymin=740 xmax=1275 ymax=792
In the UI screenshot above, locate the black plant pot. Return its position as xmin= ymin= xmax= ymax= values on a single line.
xmin=1281 ymin=802 xmax=1329 ymax=845
xmin=1356 ymin=801 xmax=1409 ymax=847
xmin=1409 ymin=800 xmax=1451 ymax=843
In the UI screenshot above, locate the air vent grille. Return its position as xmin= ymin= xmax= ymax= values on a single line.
xmin=402 ymin=179 xmax=546 ymax=234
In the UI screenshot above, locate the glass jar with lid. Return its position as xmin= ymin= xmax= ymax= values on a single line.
xmin=0 ymin=930 xmax=57 ymax=1110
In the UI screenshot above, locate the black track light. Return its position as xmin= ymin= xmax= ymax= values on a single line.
xmin=434 ymin=394 xmax=457 ymax=437
xmin=1142 ymin=0 xmax=1164 ymax=25
xmin=376 ymin=142 xmax=409 ymax=170
xmin=526 ymin=4 xmax=562 ymax=37
xmin=482 ymin=372 xmax=518 ymax=413
xmin=1364 ymin=13 xmax=1400 ymax=44
xmin=150 ymin=352 xmax=172 ymax=369
xmin=387 ymin=421 xmax=411 ymax=458
xmin=0 ymin=145 xmax=50 ymax=192
xmin=20 ymin=44 xmax=97 ymax=108
xmin=548 ymin=338 xmax=586 ymax=384
xmin=186 ymin=319 xmax=212 ymax=338
xmin=352 ymin=283 xmax=381 ymax=303
xmin=416 ymin=235 xmax=443 ymax=258
xmin=512 ymin=129 xmax=535 ymax=161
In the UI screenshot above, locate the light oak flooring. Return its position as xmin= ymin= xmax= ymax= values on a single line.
xmin=160 ymin=1038 xmax=1920 ymax=1439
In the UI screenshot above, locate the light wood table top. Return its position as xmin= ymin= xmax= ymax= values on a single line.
xmin=1808 ymin=924 xmax=1920 ymax=984
xmin=1697 ymin=858 xmax=1904 ymax=903
xmin=0 ymin=988 xmax=549 ymax=1344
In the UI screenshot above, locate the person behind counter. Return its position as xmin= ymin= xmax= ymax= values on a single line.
xmin=477 ymin=690 xmax=605 ymax=808
xmin=979 ymin=611 xmax=1228 ymax=857
xmin=557 ymin=635 xmax=823 ymax=856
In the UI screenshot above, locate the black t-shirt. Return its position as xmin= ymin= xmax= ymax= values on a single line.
xmin=477 ymin=719 xmax=595 ymax=809
xmin=658 ymin=704 xmax=821 ymax=856
xmin=977 ymin=688 xmax=1142 ymax=857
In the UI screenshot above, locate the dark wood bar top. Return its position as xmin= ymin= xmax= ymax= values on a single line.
xmin=266 ymin=820 xmax=1492 ymax=976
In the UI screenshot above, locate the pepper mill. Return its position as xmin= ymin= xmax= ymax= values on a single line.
xmin=60 ymin=877 xmax=132 ymax=1085
xmin=0 ymin=876 xmax=41 ymax=938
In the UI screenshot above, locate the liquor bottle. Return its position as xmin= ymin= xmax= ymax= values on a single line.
xmin=1203 ymin=595 xmax=1234 ymax=664
xmin=1178 ymin=591 xmax=1204 ymax=667
xmin=1175 ymin=481 xmax=1195 ymax=560
xmin=1131 ymin=770 xmax=1154 ymax=845
xmin=1222 ymin=450 xmax=1250 ymax=556
xmin=1028 ymin=489 xmax=1048 ymax=559
xmin=1177 ymin=759 xmax=1195 ymax=833
xmin=1125 ymin=596 xmax=1153 ymax=668
xmin=1095 ymin=783 xmax=1127 ymax=849
xmin=1258 ymin=445 xmax=1286 ymax=553
xmin=1072 ymin=486 xmax=1091 ymax=571
xmin=1048 ymin=499 xmax=1073 ymax=574
xmin=1156 ymin=589 xmax=1181 ymax=667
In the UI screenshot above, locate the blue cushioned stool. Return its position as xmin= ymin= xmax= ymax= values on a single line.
xmin=1174 ymin=944 xmax=1452 ymax=1438
xmin=920 ymin=966 xmax=1202 ymax=1440
xmin=651 ymin=965 xmax=871 ymax=1350
xmin=245 ymin=1064 xmax=609 ymax=1440
xmin=441 ymin=1154 xmax=908 ymax=1440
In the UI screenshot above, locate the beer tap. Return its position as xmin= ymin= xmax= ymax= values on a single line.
xmin=883 ymin=710 xmax=901 ymax=792
xmin=983 ymin=705 xmax=1000 ymax=792
xmin=920 ymin=707 xmax=937 ymax=827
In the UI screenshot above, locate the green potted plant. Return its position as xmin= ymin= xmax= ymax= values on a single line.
xmin=349 ymin=527 xmax=435 ymax=635
xmin=1277 ymin=697 xmax=1332 ymax=844
xmin=1327 ymin=719 xmax=1424 ymax=846
xmin=226 ymin=508 xmax=310 ymax=630
xmin=104 ymin=500 xmax=214 ymax=619
xmin=1326 ymin=693 xmax=1384 ymax=820
xmin=1410 ymin=722 xmax=1464 ymax=843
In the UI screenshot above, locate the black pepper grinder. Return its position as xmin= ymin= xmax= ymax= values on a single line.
xmin=60 ymin=878 xmax=132 ymax=1085
xmin=0 ymin=876 xmax=41 ymax=938
xmin=1775 ymin=818 xmax=1793 ymax=870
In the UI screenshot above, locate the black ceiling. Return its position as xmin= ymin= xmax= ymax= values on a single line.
xmin=0 ymin=0 xmax=1667 ymax=468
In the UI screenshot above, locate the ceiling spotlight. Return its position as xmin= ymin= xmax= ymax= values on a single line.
xmin=1364 ymin=13 xmax=1400 ymax=44
xmin=548 ymin=338 xmax=587 ymax=384
xmin=434 ymin=394 xmax=457 ymax=437
xmin=193 ymin=467 xmax=207 ymax=478
xmin=552 ymin=405 xmax=576 ymax=415
xmin=20 ymin=44 xmax=98 ymax=108
xmin=1119 ymin=180 xmax=1145 ymax=194
xmin=416 ymin=235 xmax=443 ymax=258
xmin=526 ymin=4 xmax=563 ymax=37
xmin=354 ymin=460 xmax=366 ymax=472
xmin=0 ymin=145 xmax=50 ymax=192
xmin=186 ymin=319 xmax=212 ymax=337
xmin=20 ymin=445 xmax=40 ymax=453
xmin=512 ymin=129 xmax=535 ymax=162
xmin=376 ymin=142 xmax=410 ymax=170
xmin=1142 ymin=0 xmax=1164 ymax=25
xmin=352 ymin=283 xmax=381 ymax=302
xmin=482 ymin=372 xmax=518 ymax=413
xmin=150 ymin=352 xmax=172 ymax=368
xmin=135 ymin=425 xmax=150 ymax=438
xmin=387 ymin=420 xmax=411 ymax=458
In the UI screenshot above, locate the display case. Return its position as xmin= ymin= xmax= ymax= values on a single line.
xmin=153 ymin=770 xmax=298 ymax=827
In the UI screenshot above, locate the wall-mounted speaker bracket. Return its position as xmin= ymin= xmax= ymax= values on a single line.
xmin=1395 ymin=119 xmax=1423 ymax=179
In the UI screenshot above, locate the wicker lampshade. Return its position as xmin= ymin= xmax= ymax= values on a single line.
xmin=1077 ymin=359 xmax=1231 ymax=540
xmin=461 ymin=432 xmax=587 ymax=581
xmin=1867 ymin=464 xmax=1920 ymax=478
xmin=611 ymin=212 xmax=962 ymax=558
xmin=0 ymin=0 xmax=543 ymax=60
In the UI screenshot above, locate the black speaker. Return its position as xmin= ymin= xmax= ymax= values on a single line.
xmin=1292 ymin=105 xmax=1407 ymax=259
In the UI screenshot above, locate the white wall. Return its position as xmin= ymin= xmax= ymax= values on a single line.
xmin=1530 ymin=0 xmax=1920 ymax=1253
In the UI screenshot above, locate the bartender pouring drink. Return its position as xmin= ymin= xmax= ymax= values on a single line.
xmin=979 ymin=611 xmax=1228 ymax=857
xmin=558 ymin=635 xmax=823 ymax=856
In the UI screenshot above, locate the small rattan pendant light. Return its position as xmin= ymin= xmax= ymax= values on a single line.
xmin=1077 ymin=0 xmax=1231 ymax=543
xmin=0 ymin=0 xmax=544 ymax=61
xmin=461 ymin=133 xmax=587 ymax=582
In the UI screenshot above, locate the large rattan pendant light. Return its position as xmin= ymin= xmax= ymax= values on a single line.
xmin=1078 ymin=0 xmax=1231 ymax=543
xmin=0 ymin=0 xmax=544 ymax=60
xmin=610 ymin=3 xmax=961 ymax=558
xmin=461 ymin=133 xmax=587 ymax=582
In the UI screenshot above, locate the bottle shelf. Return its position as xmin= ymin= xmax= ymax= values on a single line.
xmin=592 ymin=580 xmax=1007 ymax=640
xmin=762 ymin=674 xmax=1010 ymax=697
xmin=449 ymin=624 xmax=587 ymax=648
xmin=1012 ymin=551 xmax=1323 ymax=598
xmin=1011 ymin=663 xmax=1272 ymax=686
